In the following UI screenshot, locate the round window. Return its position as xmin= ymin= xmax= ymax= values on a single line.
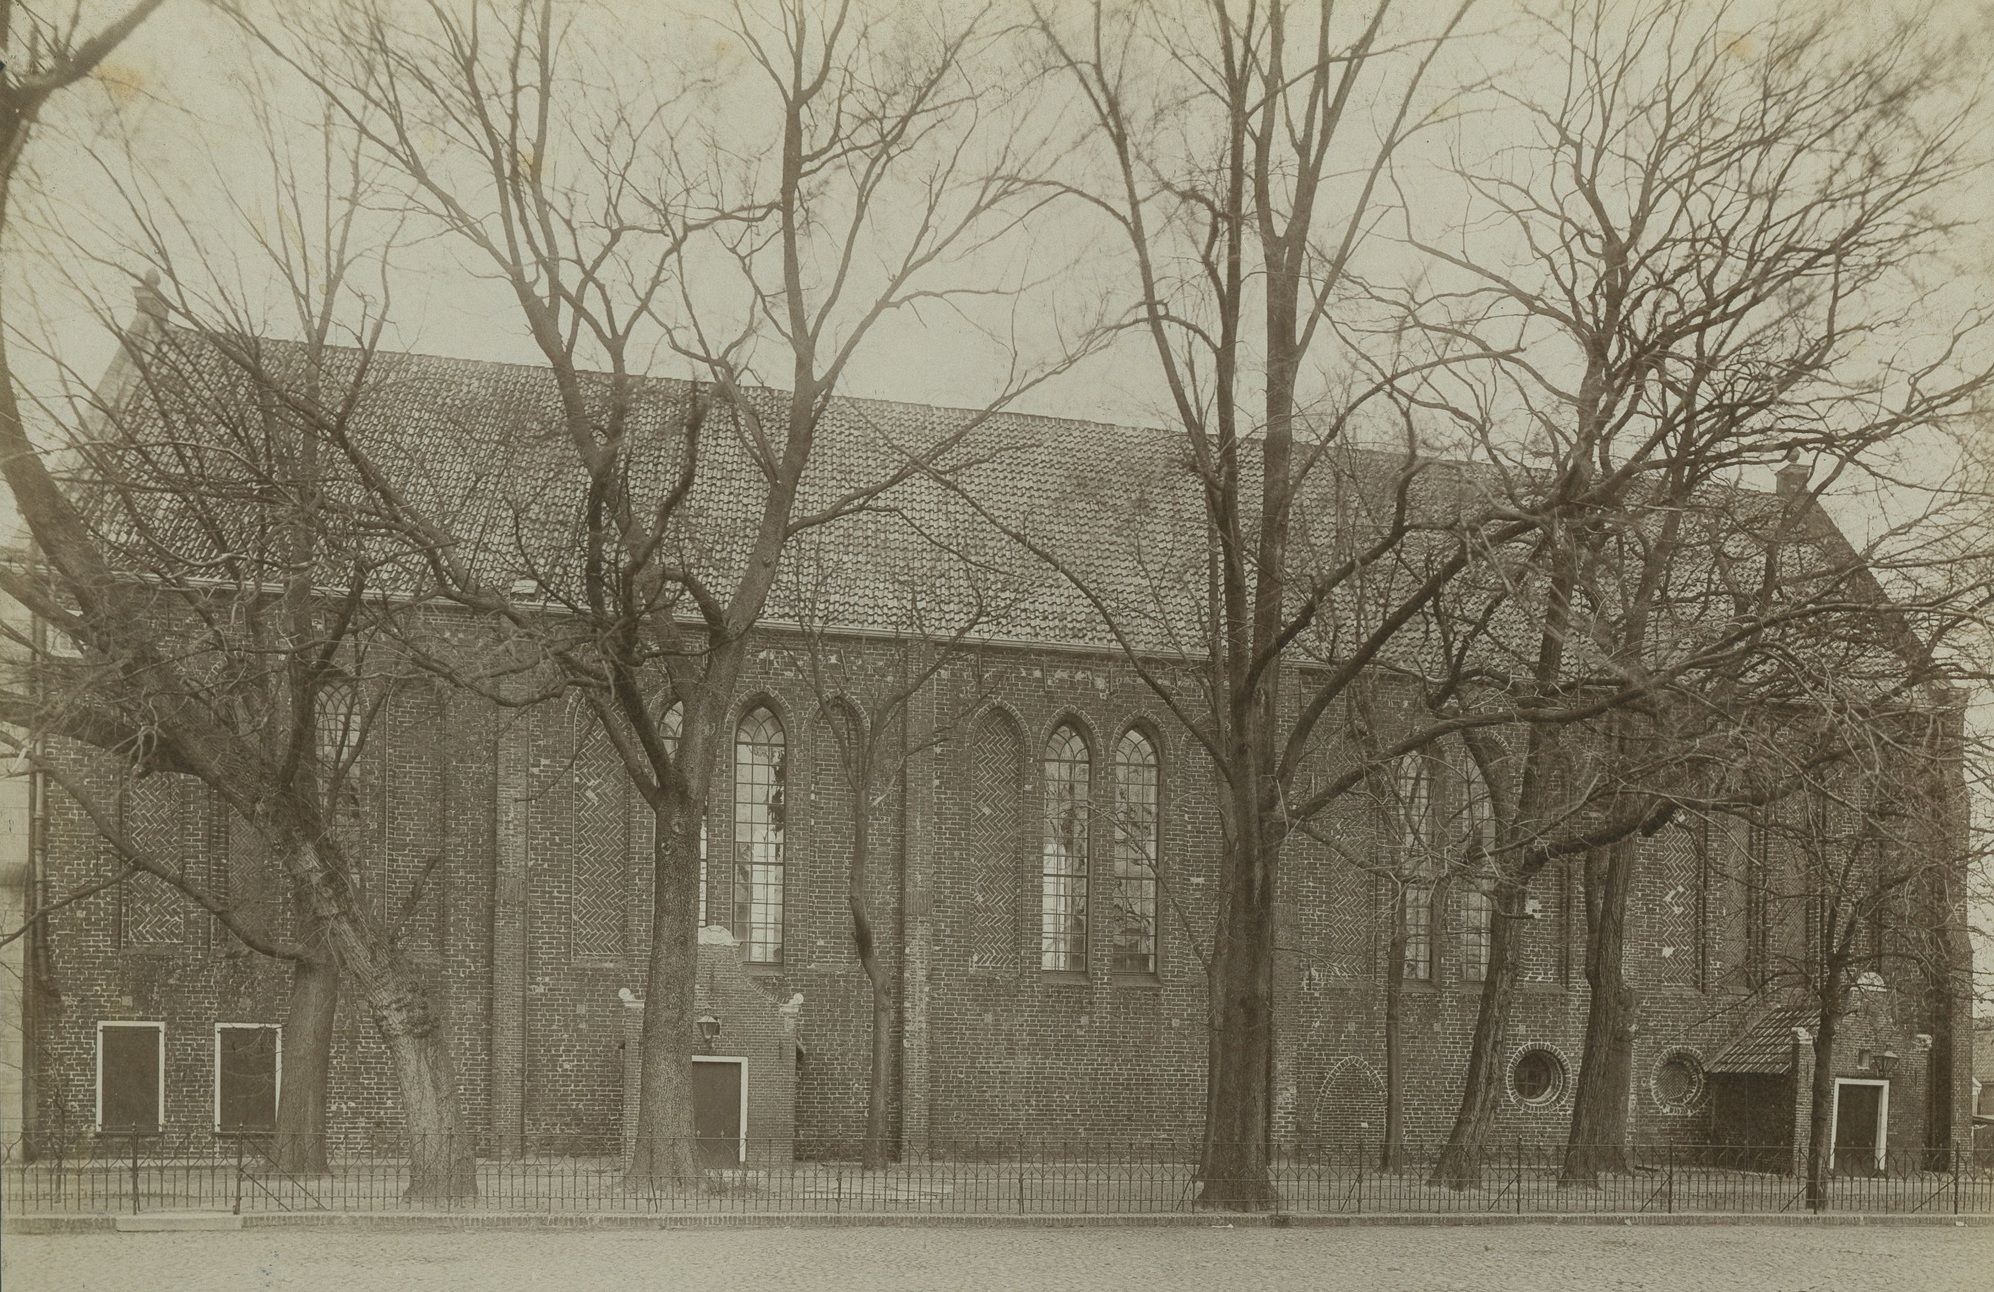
xmin=1512 ymin=1048 xmax=1564 ymax=1105
xmin=1653 ymin=1053 xmax=1704 ymax=1112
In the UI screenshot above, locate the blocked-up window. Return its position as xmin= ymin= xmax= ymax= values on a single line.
xmin=1041 ymin=724 xmax=1091 ymax=972
xmin=98 ymin=1022 xmax=163 ymax=1133
xmin=571 ymin=706 xmax=627 ymax=957
xmin=1745 ymin=815 xmax=1772 ymax=987
xmin=1110 ymin=729 xmax=1159 ymax=974
xmin=733 ymin=706 xmax=786 ymax=963
xmin=967 ymin=710 xmax=1023 ymax=971
xmin=215 ymin=1024 xmax=280 ymax=1133
xmin=1649 ymin=819 xmax=1706 ymax=989
xmin=121 ymin=777 xmax=185 ymax=947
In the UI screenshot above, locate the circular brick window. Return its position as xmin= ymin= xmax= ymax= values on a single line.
xmin=1511 ymin=1048 xmax=1565 ymax=1106
xmin=1652 ymin=1052 xmax=1704 ymax=1112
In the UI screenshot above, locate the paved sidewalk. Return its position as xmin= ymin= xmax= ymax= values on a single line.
xmin=7 ymin=1221 xmax=1992 ymax=1291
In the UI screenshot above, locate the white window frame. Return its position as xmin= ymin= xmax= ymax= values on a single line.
xmin=95 ymin=1020 xmax=165 ymax=1133
xmin=213 ymin=1022 xmax=283 ymax=1134
xmin=691 ymin=1054 xmax=749 ymax=1164
xmin=1828 ymin=1077 xmax=1891 ymax=1172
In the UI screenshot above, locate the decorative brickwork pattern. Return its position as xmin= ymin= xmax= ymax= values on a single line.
xmin=120 ymin=775 xmax=184 ymax=947
xmin=967 ymin=709 xmax=1021 ymax=971
xmin=1647 ymin=819 xmax=1704 ymax=989
xmin=223 ymin=810 xmax=285 ymax=948
xmin=571 ymin=707 xmax=627 ymax=958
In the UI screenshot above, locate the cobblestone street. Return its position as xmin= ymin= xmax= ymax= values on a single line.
xmin=6 ymin=1222 xmax=1991 ymax=1292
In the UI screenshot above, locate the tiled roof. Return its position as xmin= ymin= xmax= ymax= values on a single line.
xmin=77 ymin=324 xmax=1877 ymax=671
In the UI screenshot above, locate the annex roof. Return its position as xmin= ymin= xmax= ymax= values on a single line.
xmin=1706 ymin=1008 xmax=1817 ymax=1075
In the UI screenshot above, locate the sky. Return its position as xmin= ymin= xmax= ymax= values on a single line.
xmin=5 ymin=0 xmax=1994 ymax=992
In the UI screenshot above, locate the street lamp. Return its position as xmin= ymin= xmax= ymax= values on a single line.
xmin=697 ymin=1013 xmax=722 ymax=1044
xmin=1873 ymin=1049 xmax=1898 ymax=1078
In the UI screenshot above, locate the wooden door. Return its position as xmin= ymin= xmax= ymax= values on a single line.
xmin=1833 ymin=1083 xmax=1883 ymax=1175
xmin=692 ymin=1059 xmax=743 ymax=1167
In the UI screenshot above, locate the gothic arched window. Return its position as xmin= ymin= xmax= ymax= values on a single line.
xmin=733 ymin=706 xmax=786 ymax=962
xmin=1111 ymin=728 xmax=1159 ymax=974
xmin=1041 ymin=723 xmax=1091 ymax=972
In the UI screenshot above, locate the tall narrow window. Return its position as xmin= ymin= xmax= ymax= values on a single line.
xmin=98 ymin=1021 xmax=164 ymax=1133
xmin=659 ymin=701 xmax=710 ymax=926
xmin=214 ymin=1024 xmax=280 ymax=1134
xmin=1863 ymin=837 xmax=1889 ymax=969
xmin=1041 ymin=724 xmax=1091 ymax=971
xmin=1396 ymin=755 xmax=1436 ymax=981
xmin=1111 ymin=729 xmax=1159 ymax=974
xmin=1452 ymin=750 xmax=1495 ymax=862
xmin=733 ymin=706 xmax=786 ymax=963
xmin=1454 ymin=752 xmax=1497 ymax=983
xmin=1745 ymin=815 xmax=1771 ymax=988
xmin=1462 ymin=885 xmax=1493 ymax=981
xmin=968 ymin=710 xmax=1023 ymax=971
xmin=316 ymin=680 xmax=372 ymax=911
xmin=571 ymin=706 xmax=626 ymax=957
xmin=1402 ymin=880 xmax=1435 ymax=981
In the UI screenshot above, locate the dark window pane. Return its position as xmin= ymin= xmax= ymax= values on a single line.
xmin=1512 ymin=1049 xmax=1564 ymax=1105
xmin=100 ymin=1025 xmax=161 ymax=1132
xmin=218 ymin=1027 xmax=279 ymax=1132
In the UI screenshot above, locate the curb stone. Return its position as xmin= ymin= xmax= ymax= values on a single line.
xmin=7 ymin=1211 xmax=1991 ymax=1235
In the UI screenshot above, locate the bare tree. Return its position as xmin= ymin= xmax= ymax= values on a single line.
xmin=0 ymin=1 xmax=490 ymax=1198
xmin=1721 ymin=698 xmax=1973 ymax=1209
xmin=232 ymin=0 xmax=1070 ymax=1187
xmin=1405 ymin=0 xmax=1992 ymax=1187
xmin=1001 ymin=0 xmax=1523 ymax=1210
xmin=1006 ymin=0 xmax=1768 ymax=1206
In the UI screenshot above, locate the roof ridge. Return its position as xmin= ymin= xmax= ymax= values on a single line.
xmin=152 ymin=321 xmax=1187 ymax=448
xmin=150 ymin=322 xmax=1458 ymax=470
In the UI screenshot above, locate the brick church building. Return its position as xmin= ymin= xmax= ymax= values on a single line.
xmin=1 ymin=322 xmax=1975 ymax=1170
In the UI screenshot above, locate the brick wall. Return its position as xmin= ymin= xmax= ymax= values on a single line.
xmin=21 ymin=628 xmax=1968 ymax=1164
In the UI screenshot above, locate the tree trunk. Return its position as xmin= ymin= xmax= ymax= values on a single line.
xmin=860 ymin=955 xmax=895 ymax=1169
xmin=371 ymin=976 xmax=474 ymax=1204
xmin=1197 ymin=829 xmax=1280 ymax=1210
xmin=272 ymin=909 xmax=337 ymax=1175
xmin=323 ymin=910 xmax=472 ymax=1201
xmin=849 ymin=773 xmax=896 ymax=1171
xmin=1430 ymin=877 xmax=1525 ymax=1189
xmin=625 ymin=804 xmax=700 ymax=1188
xmin=1563 ymin=836 xmax=1639 ymax=1184
xmin=1381 ymin=905 xmax=1406 ymax=1173
xmin=272 ymin=829 xmax=474 ymax=1202
xmin=1805 ymin=984 xmax=1843 ymax=1212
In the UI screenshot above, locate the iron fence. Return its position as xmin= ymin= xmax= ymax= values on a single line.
xmin=4 ymin=1134 xmax=1989 ymax=1217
